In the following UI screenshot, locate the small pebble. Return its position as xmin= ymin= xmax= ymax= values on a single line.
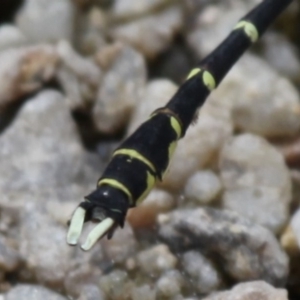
xmin=182 ymin=250 xmax=222 ymax=294
xmin=201 ymin=280 xmax=288 ymax=300
xmin=158 ymin=207 xmax=288 ymax=286
xmin=16 ymin=0 xmax=75 ymax=43
xmin=93 ymin=44 xmax=146 ymax=133
xmin=220 ymin=133 xmax=292 ymax=233
xmin=5 ymin=284 xmax=67 ymax=300
xmin=184 ymin=170 xmax=222 ymax=205
xmin=137 ymin=244 xmax=177 ymax=277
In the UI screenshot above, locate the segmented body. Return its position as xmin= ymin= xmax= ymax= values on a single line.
xmin=67 ymin=0 xmax=293 ymax=251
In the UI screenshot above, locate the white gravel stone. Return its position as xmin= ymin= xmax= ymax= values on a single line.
xmin=0 ymin=25 xmax=27 ymax=51
xmin=111 ymin=5 xmax=183 ymax=59
xmin=262 ymin=32 xmax=300 ymax=82
xmin=99 ymin=270 xmax=134 ymax=300
xmin=202 ymin=281 xmax=288 ymax=300
xmin=156 ymin=270 xmax=185 ymax=299
xmin=16 ymin=0 xmax=75 ymax=43
xmin=137 ymin=244 xmax=177 ymax=276
xmin=56 ymin=40 xmax=102 ymax=109
xmin=187 ymin=1 xmax=260 ymax=57
xmin=19 ymin=203 xmax=72 ymax=288
xmin=214 ymin=54 xmax=300 ymax=138
xmin=182 ymin=251 xmax=221 ymax=294
xmin=159 ymin=207 xmax=289 ymax=286
xmin=112 ymin=0 xmax=172 ymax=20
xmin=184 ymin=170 xmax=222 ymax=205
xmin=131 ymin=284 xmax=156 ymax=300
xmin=220 ymin=133 xmax=292 ymax=233
xmin=5 ymin=284 xmax=67 ymax=300
xmin=0 ymin=45 xmax=58 ymax=109
xmin=93 ymin=44 xmax=146 ymax=133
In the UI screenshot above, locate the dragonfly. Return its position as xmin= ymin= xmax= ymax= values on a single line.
xmin=67 ymin=0 xmax=294 ymax=251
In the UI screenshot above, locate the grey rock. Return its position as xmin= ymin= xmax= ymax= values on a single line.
xmin=187 ymin=1 xmax=260 ymax=57
xmin=77 ymin=284 xmax=105 ymax=300
xmin=217 ymin=54 xmax=300 ymax=138
xmin=202 ymin=280 xmax=288 ymax=300
xmin=101 ymin=223 xmax=138 ymax=264
xmin=111 ymin=6 xmax=183 ymax=59
xmin=220 ymin=133 xmax=292 ymax=233
xmin=137 ymin=244 xmax=177 ymax=277
xmin=182 ymin=250 xmax=222 ymax=294
xmin=0 ymin=234 xmax=22 ymax=272
xmin=93 ymin=44 xmax=146 ymax=134
xmin=0 ymin=90 xmax=85 ymax=194
xmin=0 ymin=45 xmax=58 ymax=110
xmin=262 ymin=32 xmax=300 ymax=82
xmin=131 ymin=284 xmax=156 ymax=300
xmin=158 ymin=207 xmax=289 ymax=286
xmin=156 ymin=270 xmax=185 ymax=299
xmin=99 ymin=269 xmax=134 ymax=300
xmin=16 ymin=0 xmax=75 ymax=43
xmin=184 ymin=170 xmax=222 ymax=205
xmin=56 ymin=40 xmax=102 ymax=110
xmin=0 ymin=25 xmax=27 ymax=51
xmin=112 ymin=0 xmax=173 ymax=20
xmin=5 ymin=284 xmax=67 ymax=300
xmin=19 ymin=203 xmax=72 ymax=288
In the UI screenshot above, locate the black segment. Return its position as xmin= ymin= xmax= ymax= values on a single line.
xmin=118 ymin=113 xmax=178 ymax=178
xmin=100 ymin=155 xmax=155 ymax=204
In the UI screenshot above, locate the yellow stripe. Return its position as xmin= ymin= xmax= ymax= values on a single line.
xmin=186 ymin=68 xmax=201 ymax=80
xmin=187 ymin=68 xmax=216 ymax=91
xmin=202 ymin=70 xmax=216 ymax=91
xmin=136 ymin=171 xmax=156 ymax=205
xmin=170 ymin=116 xmax=182 ymax=139
xmin=234 ymin=20 xmax=259 ymax=43
xmin=113 ymin=148 xmax=156 ymax=173
xmin=98 ymin=178 xmax=133 ymax=205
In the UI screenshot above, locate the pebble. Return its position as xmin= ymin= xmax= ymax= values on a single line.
xmin=0 ymin=90 xmax=85 ymax=194
xmin=201 ymin=281 xmax=288 ymax=300
xmin=127 ymin=188 xmax=175 ymax=228
xmin=0 ymin=25 xmax=27 ymax=51
xmin=64 ymin=263 xmax=103 ymax=298
xmin=111 ymin=6 xmax=183 ymax=59
xmin=280 ymin=208 xmax=300 ymax=293
xmin=93 ymin=44 xmax=146 ymax=133
xmin=182 ymin=250 xmax=222 ymax=294
xmin=77 ymin=284 xmax=105 ymax=300
xmin=101 ymin=223 xmax=138 ymax=264
xmin=214 ymin=54 xmax=300 ymax=138
xmin=184 ymin=170 xmax=222 ymax=205
xmin=0 ymin=234 xmax=22 ymax=272
xmin=158 ymin=207 xmax=289 ymax=286
xmin=156 ymin=270 xmax=185 ymax=299
xmin=16 ymin=0 xmax=75 ymax=43
xmin=19 ymin=203 xmax=72 ymax=288
xmin=136 ymin=244 xmax=177 ymax=276
xmin=56 ymin=40 xmax=102 ymax=109
xmin=220 ymin=133 xmax=292 ymax=233
xmin=112 ymin=0 xmax=172 ymax=20
xmin=0 ymin=45 xmax=58 ymax=110
xmin=261 ymin=32 xmax=300 ymax=83
xmin=99 ymin=269 xmax=134 ymax=300
xmin=131 ymin=284 xmax=156 ymax=300
xmin=187 ymin=1 xmax=259 ymax=57
xmin=5 ymin=284 xmax=67 ymax=300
